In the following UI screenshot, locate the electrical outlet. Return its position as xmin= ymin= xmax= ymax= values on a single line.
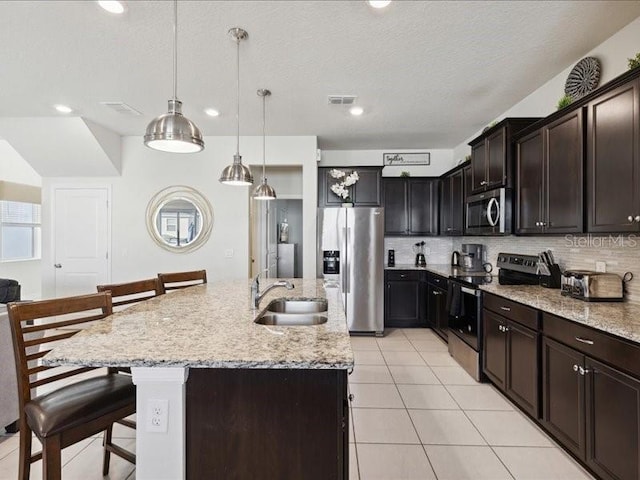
xmin=595 ymin=261 xmax=606 ymax=272
xmin=225 ymin=249 xmax=234 ymax=258
xmin=146 ymin=399 xmax=169 ymax=433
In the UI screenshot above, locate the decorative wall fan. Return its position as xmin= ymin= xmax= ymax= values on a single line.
xmin=565 ymin=57 xmax=601 ymax=100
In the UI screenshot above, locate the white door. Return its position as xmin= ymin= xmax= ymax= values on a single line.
xmin=53 ymin=187 xmax=110 ymax=298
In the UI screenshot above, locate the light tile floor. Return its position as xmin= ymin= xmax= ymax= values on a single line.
xmin=0 ymin=328 xmax=595 ymax=479
xmin=349 ymin=328 xmax=595 ymax=480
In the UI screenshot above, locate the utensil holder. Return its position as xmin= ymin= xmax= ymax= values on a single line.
xmin=540 ymin=264 xmax=562 ymax=289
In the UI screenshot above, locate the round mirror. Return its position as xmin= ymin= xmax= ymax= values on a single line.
xmin=145 ymin=186 xmax=213 ymax=253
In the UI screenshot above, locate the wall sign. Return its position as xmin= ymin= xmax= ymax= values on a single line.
xmin=383 ymin=152 xmax=430 ymax=166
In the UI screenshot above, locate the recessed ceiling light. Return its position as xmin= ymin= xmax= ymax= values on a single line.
xmin=204 ymin=108 xmax=220 ymax=117
xmin=97 ymin=1 xmax=125 ymax=14
xmin=54 ymin=104 xmax=73 ymax=114
xmin=368 ymin=0 xmax=392 ymax=8
xmin=349 ymin=106 xmax=364 ymax=116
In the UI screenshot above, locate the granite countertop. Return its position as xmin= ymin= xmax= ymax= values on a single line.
xmin=42 ymin=279 xmax=354 ymax=370
xmin=480 ymin=283 xmax=640 ymax=344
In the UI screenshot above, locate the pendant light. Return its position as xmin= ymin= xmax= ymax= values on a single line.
xmin=219 ymin=28 xmax=254 ymax=186
xmin=144 ymin=0 xmax=204 ymax=153
xmin=253 ymin=89 xmax=277 ymax=200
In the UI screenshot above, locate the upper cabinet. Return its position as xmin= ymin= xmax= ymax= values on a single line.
xmin=440 ymin=167 xmax=465 ymax=236
xmin=317 ymin=167 xmax=382 ymax=207
xmin=382 ymin=178 xmax=438 ymax=236
xmin=516 ymin=109 xmax=584 ymax=234
xmin=469 ymin=118 xmax=541 ymax=194
xmin=587 ymin=78 xmax=640 ymax=233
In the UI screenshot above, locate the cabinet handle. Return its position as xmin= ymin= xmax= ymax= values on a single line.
xmin=578 ymin=366 xmax=591 ymax=376
xmin=348 ymin=393 xmax=355 ymax=401
xmin=575 ymin=337 xmax=594 ymax=345
xmin=635 ymin=215 xmax=640 ymax=223
xmin=535 ymin=222 xmax=540 ymax=227
xmin=500 ymin=306 xmax=511 ymax=312
xmin=400 ymin=274 xmax=407 ymax=278
xmin=573 ymin=364 xmax=579 ymax=372
xmin=503 ymin=326 xmax=509 ymax=332
xmin=629 ymin=215 xmax=634 ymax=223
xmin=432 ymin=291 xmax=443 ymax=296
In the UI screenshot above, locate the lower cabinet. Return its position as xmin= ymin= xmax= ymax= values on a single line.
xmin=384 ymin=270 xmax=427 ymax=328
xmin=482 ymin=308 xmax=539 ymax=417
xmin=542 ymin=336 xmax=640 ymax=480
xmin=427 ymin=274 xmax=448 ymax=340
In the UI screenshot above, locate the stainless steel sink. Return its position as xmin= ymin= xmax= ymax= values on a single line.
xmin=265 ymin=298 xmax=328 ymax=314
xmin=255 ymin=313 xmax=328 ymax=326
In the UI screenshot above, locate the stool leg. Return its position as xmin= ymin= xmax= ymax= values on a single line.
xmin=42 ymin=435 xmax=62 ymax=480
xmin=18 ymin=419 xmax=32 ymax=480
xmin=103 ymin=424 xmax=113 ymax=475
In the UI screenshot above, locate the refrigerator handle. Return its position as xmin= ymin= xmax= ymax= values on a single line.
xmin=345 ymin=227 xmax=350 ymax=294
xmin=342 ymin=227 xmax=347 ymax=293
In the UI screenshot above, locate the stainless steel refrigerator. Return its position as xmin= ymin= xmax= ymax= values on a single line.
xmin=317 ymin=208 xmax=384 ymax=335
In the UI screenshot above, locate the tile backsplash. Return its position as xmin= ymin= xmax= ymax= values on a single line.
xmin=385 ymin=234 xmax=640 ymax=303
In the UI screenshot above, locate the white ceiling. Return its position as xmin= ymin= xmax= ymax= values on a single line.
xmin=0 ymin=1 xmax=639 ymax=150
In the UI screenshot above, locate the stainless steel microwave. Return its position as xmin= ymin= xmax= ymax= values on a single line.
xmin=465 ymin=188 xmax=512 ymax=235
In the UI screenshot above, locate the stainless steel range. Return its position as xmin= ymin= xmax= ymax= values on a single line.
xmin=447 ymin=272 xmax=493 ymax=381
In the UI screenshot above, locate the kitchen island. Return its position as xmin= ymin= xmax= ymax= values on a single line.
xmin=42 ymin=279 xmax=353 ymax=480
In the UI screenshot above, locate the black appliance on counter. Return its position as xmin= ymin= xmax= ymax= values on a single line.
xmin=446 ymin=272 xmax=493 ymax=382
xmin=387 ymin=249 xmax=395 ymax=267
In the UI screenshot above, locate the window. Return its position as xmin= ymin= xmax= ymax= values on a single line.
xmin=0 ymin=201 xmax=41 ymax=261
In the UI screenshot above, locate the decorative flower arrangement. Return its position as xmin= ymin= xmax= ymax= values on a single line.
xmin=329 ymin=168 xmax=359 ymax=203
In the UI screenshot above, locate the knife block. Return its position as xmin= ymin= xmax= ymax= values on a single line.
xmin=539 ymin=264 xmax=562 ymax=289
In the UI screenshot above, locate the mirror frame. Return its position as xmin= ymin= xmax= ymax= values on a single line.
xmin=145 ymin=185 xmax=213 ymax=253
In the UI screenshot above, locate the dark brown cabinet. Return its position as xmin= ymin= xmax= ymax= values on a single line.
xmin=541 ymin=336 xmax=586 ymax=459
xmin=542 ymin=311 xmax=640 ymax=480
xmin=483 ymin=294 xmax=540 ymax=418
xmin=587 ymin=78 xmax=640 ymax=233
xmin=440 ymin=168 xmax=464 ymax=236
xmin=469 ymin=118 xmax=541 ymax=194
xmin=318 ymin=166 xmax=382 ymax=207
xmin=427 ymin=274 xmax=448 ymax=341
xmin=384 ymin=270 xmax=427 ymax=328
xmin=516 ymin=109 xmax=584 ymax=234
xmin=187 ymin=368 xmax=348 ymax=479
xmin=482 ymin=309 xmax=507 ymax=389
xmin=382 ymin=178 xmax=438 ymax=236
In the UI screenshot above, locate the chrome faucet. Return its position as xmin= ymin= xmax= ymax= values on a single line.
xmin=251 ymin=270 xmax=294 ymax=309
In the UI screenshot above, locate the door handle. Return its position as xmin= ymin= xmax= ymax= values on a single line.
xmin=54 ymin=263 xmax=62 ymax=269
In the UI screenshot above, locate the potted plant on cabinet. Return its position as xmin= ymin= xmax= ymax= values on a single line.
xmin=329 ymin=169 xmax=359 ymax=206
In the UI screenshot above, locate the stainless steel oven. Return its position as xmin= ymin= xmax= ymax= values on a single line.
xmin=447 ymin=278 xmax=485 ymax=381
xmin=465 ymin=188 xmax=511 ymax=235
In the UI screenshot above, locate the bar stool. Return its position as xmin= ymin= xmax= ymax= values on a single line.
xmin=157 ymin=269 xmax=207 ymax=294
xmin=7 ymin=292 xmax=136 ymax=480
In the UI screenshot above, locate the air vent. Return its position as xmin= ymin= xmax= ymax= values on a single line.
xmin=100 ymin=102 xmax=142 ymax=116
xmin=328 ymin=95 xmax=357 ymax=105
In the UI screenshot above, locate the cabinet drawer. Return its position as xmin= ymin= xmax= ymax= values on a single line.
xmin=543 ymin=312 xmax=640 ymax=378
xmin=386 ymin=270 xmax=421 ymax=281
xmin=428 ymin=273 xmax=447 ymax=288
xmin=483 ymin=293 xmax=540 ymax=330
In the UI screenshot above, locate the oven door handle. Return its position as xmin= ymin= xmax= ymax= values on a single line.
xmin=486 ymin=197 xmax=499 ymax=227
xmin=460 ymin=286 xmax=479 ymax=296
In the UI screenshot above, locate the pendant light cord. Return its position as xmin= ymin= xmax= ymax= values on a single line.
xmin=262 ymin=94 xmax=266 ymax=179
xmin=172 ymin=0 xmax=178 ymax=102
xmin=236 ymin=36 xmax=240 ymax=156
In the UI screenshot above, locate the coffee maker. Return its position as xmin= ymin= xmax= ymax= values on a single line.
xmin=461 ymin=243 xmax=484 ymax=272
